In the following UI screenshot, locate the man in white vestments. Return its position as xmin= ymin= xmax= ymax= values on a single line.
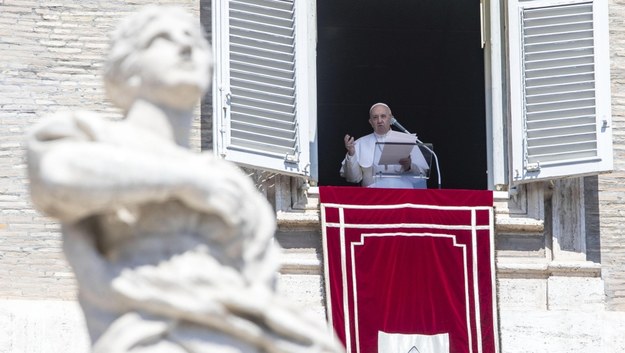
xmin=340 ymin=102 xmax=430 ymax=188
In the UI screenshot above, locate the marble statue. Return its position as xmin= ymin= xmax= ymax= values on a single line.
xmin=27 ymin=6 xmax=342 ymax=353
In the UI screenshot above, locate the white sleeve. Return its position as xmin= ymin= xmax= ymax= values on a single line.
xmin=340 ymin=153 xmax=363 ymax=183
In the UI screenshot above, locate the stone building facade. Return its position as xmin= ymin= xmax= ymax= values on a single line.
xmin=1 ymin=0 xmax=625 ymax=352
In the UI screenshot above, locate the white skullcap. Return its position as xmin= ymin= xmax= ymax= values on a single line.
xmin=369 ymin=102 xmax=391 ymax=114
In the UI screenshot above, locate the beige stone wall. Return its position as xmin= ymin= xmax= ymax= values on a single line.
xmin=602 ymin=0 xmax=625 ymax=311
xmin=2 ymin=1 xmax=625 ymax=351
xmin=0 ymin=0 xmax=200 ymax=300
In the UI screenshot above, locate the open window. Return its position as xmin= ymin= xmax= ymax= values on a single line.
xmin=507 ymin=0 xmax=613 ymax=184
xmin=211 ymin=0 xmax=613 ymax=190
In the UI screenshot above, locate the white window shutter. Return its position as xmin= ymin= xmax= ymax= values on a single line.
xmin=213 ymin=0 xmax=317 ymax=178
xmin=508 ymin=0 xmax=612 ymax=184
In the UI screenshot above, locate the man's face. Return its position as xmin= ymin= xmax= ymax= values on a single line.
xmin=369 ymin=105 xmax=392 ymax=135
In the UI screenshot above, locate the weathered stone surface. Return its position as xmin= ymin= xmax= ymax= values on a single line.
xmin=500 ymin=310 xmax=625 ymax=353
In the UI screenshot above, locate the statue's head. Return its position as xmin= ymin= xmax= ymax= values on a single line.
xmin=103 ymin=6 xmax=212 ymax=112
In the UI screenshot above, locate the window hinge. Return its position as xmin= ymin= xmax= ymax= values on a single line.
xmin=285 ymin=153 xmax=299 ymax=163
xmin=526 ymin=162 xmax=541 ymax=172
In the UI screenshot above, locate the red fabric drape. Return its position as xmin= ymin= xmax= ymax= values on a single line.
xmin=320 ymin=186 xmax=498 ymax=353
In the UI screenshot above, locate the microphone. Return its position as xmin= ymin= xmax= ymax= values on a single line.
xmin=390 ymin=117 xmax=410 ymax=134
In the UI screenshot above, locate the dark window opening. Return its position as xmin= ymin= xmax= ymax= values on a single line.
xmin=316 ymin=0 xmax=487 ymax=190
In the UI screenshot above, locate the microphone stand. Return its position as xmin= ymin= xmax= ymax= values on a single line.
xmin=416 ymin=136 xmax=442 ymax=189
xmin=391 ymin=118 xmax=442 ymax=189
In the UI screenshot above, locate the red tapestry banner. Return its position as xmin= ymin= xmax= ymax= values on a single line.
xmin=319 ymin=186 xmax=498 ymax=353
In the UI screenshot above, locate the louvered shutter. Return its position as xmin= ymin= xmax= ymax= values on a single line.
xmin=507 ymin=0 xmax=612 ymax=184
xmin=213 ymin=0 xmax=317 ymax=178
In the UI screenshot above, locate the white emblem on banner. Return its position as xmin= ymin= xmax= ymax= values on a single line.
xmin=378 ymin=331 xmax=450 ymax=353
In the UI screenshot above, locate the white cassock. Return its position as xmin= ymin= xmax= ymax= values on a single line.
xmin=340 ymin=130 xmax=430 ymax=189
